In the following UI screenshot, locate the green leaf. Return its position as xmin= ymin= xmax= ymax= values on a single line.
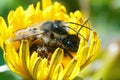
xmin=0 ymin=70 xmax=22 ymax=80
xmin=73 ymin=76 xmax=83 ymax=80
xmin=0 ymin=48 xmax=5 ymax=65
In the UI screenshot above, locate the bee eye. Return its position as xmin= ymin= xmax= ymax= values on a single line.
xmin=62 ymin=35 xmax=80 ymax=52
xmin=52 ymin=20 xmax=68 ymax=35
xmin=66 ymin=39 xmax=75 ymax=49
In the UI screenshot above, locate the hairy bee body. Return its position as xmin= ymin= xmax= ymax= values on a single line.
xmin=10 ymin=20 xmax=90 ymax=58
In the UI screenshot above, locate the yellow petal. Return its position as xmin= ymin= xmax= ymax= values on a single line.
xmin=77 ymin=38 xmax=87 ymax=56
xmin=89 ymin=31 xmax=101 ymax=61
xmin=42 ymin=5 xmax=53 ymax=20
xmin=62 ymin=59 xmax=78 ymax=80
xmin=0 ymin=36 xmax=4 ymax=50
xmin=48 ymin=48 xmax=63 ymax=79
xmin=9 ymin=6 xmax=26 ymax=33
xmin=37 ymin=59 xmax=48 ymax=80
xmin=51 ymin=64 xmax=63 ymax=80
xmin=33 ymin=57 xmax=42 ymax=79
xmin=4 ymin=41 xmax=19 ymax=67
xmin=25 ymin=4 xmax=35 ymax=24
xmin=42 ymin=0 xmax=52 ymax=10
xmin=34 ymin=2 xmax=43 ymax=22
xmin=69 ymin=60 xmax=80 ymax=79
xmin=35 ymin=2 xmax=40 ymax=12
xmin=3 ymin=52 xmax=26 ymax=78
xmin=90 ymin=40 xmax=101 ymax=62
xmin=80 ymin=46 xmax=89 ymax=65
xmin=29 ymin=52 xmax=38 ymax=74
xmin=8 ymin=11 xmax=15 ymax=25
xmin=19 ymin=40 xmax=31 ymax=78
xmin=0 ymin=17 xmax=8 ymax=40
xmin=26 ymin=4 xmax=35 ymax=17
xmin=80 ymin=32 xmax=101 ymax=70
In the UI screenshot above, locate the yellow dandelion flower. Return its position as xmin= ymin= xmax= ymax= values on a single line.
xmin=0 ymin=0 xmax=101 ymax=80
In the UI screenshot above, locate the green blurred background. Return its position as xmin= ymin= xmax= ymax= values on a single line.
xmin=0 ymin=0 xmax=120 ymax=80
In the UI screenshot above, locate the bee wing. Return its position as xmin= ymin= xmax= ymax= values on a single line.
xmin=9 ymin=28 xmax=44 ymax=41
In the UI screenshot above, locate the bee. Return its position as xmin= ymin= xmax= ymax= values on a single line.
xmin=10 ymin=19 xmax=92 ymax=59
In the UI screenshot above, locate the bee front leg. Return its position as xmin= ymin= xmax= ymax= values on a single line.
xmin=37 ymin=45 xmax=48 ymax=58
xmin=64 ymin=50 xmax=73 ymax=58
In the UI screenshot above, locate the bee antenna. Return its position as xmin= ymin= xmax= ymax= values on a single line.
xmin=66 ymin=18 xmax=93 ymax=32
xmin=65 ymin=26 xmax=87 ymax=41
xmin=66 ymin=18 xmax=92 ymax=41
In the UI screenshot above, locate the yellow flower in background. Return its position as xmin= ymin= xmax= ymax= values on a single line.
xmin=0 ymin=0 xmax=101 ymax=80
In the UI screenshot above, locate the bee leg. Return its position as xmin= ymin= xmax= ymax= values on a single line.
xmin=55 ymin=40 xmax=73 ymax=58
xmin=47 ymin=52 xmax=52 ymax=60
xmin=64 ymin=50 xmax=73 ymax=58
xmin=37 ymin=45 xmax=48 ymax=58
